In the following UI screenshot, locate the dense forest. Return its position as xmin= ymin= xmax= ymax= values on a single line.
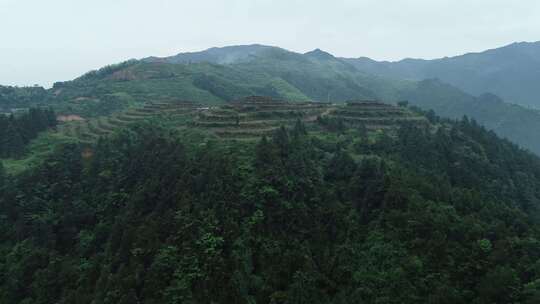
xmin=1 ymin=113 xmax=540 ymax=303
xmin=0 ymin=108 xmax=57 ymax=158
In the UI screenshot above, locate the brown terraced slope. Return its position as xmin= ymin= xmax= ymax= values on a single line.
xmin=53 ymin=96 xmax=427 ymax=142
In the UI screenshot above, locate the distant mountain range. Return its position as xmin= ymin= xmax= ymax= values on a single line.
xmin=3 ymin=42 xmax=540 ymax=154
xmin=343 ymin=41 xmax=540 ymax=109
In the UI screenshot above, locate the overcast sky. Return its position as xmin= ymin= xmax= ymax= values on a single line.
xmin=1 ymin=0 xmax=540 ymax=88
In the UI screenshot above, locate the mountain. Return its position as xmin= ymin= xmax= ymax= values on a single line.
xmin=52 ymin=46 xmax=396 ymax=107
xmin=4 ymin=44 xmax=540 ymax=155
xmin=4 ymin=43 xmax=540 ymax=303
xmin=344 ymin=41 xmax=540 ymax=108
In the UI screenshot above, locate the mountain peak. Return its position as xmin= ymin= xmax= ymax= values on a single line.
xmin=304 ymin=48 xmax=335 ymax=60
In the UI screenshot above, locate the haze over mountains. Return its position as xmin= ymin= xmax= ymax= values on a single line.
xmin=344 ymin=41 xmax=540 ymax=109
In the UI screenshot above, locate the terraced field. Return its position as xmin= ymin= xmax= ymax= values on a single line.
xmin=4 ymin=97 xmax=430 ymax=175
xmin=326 ymin=101 xmax=428 ymax=130
xmin=53 ymin=97 xmax=428 ymax=143
xmin=192 ymin=96 xmax=332 ymax=139
xmin=55 ymin=101 xmax=201 ymax=142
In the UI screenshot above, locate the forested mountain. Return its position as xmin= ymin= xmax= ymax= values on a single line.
xmin=41 ymin=44 xmax=540 ymax=155
xmin=2 ymin=41 xmax=540 ymax=303
xmin=344 ymin=41 xmax=540 ymax=108
xmin=2 ymin=113 xmax=540 ymax=303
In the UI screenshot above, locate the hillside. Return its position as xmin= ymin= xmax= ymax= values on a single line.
xmin=2 ymin=108 xmax=540 ymax=303
xmin=52 ymin=46 xmax=391 ymax=108
xmin=2 ymin=97 xmax=427 ymax=175
xmin=50 ymin=59 xmax=311 ymax=111
xmin=344 ymin=41 xmax=540 ymax=108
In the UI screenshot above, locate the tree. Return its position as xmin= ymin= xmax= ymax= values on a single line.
xmin=350 ymin=157 xmax=387 ymax=221
xmin=3 ymin=120 xmax=25 ymax=158
xmin=292 ymin=119 xmax=307 ymax=137
xmin=357 ymin=122 xmax=368 ymax=140
xmin=272 ymin=126 xmax=290 ymax=159
xmin=0 ymin=160 xmax=5 ymax=188
xmin=326 ymin=149 xmax=357 ymax=182
xmin=477 ymin=266 xmax=520 ymax=303
xmin=523 ymin=279 xmax=540 ymax=304
xmin=397 ymin=100 xmax=409 ymax=107
xmin=0 ymin=108 xmax=56 ymax=158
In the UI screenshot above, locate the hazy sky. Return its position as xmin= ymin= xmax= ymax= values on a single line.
xmin=1 ymin=0 xmax=540 ymax=87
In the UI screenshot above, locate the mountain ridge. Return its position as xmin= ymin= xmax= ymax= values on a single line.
xmin=343 ymin=41 xmax=540 ymax=108
xmin=143 ymin=44 xmax=280 ymax=64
